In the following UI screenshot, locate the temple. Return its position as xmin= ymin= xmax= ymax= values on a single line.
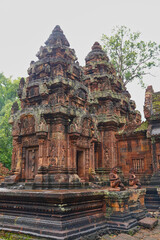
xmin=1 ymin=25 xmax=160 ymax=240
xmin=4 ymin=25 xmax=160 ymax=189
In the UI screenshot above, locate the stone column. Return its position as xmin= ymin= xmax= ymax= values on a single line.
xmin=90 ymin=142 xmax=95 ymax=170
xmin=50 ymin=117 xmax=68 ymax=172
xmin=102 ymin=126 xmax=117 ymax=170
xmin=37 ymin=138 xmax=45 ymax=168
xmin=85 ymin=149 xmax=89 ymax=181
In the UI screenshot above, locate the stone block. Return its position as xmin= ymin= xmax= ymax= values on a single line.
xmin=138 ymin=217 xmax=158 ymax=229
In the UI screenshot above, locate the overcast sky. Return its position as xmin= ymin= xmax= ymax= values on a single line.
xmin=0 ymin=0 xmax=160 ymax=119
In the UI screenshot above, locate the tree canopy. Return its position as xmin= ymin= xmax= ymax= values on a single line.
xmin=0 ymin=73 xmax=20 ymax=169
xmin=101 ymin=26 xmax=160 ymax=87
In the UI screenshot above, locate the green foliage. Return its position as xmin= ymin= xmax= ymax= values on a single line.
xmin=0 ymin=230 xmax=34 ymax=239
xmin=101 ymin=26 xmax=160 ymax=87
xmin=0 ymin=73 xmax=20 ymax=169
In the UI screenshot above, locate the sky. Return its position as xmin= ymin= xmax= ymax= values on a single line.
xmin=0 ymin=0 xmax=160 ymax=119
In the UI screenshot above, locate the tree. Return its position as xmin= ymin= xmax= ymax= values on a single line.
xmin=101 ymin=26 xmax=160 ymax=87
xmin=0 ymin=73 xmax=20 ymax=169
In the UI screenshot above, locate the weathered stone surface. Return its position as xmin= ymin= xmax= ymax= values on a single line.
xmin=3 ymin=25 xmax=160 ymax=190
xmin=1 ymin=24 xmax=160 ymax=239
xmin=0 ymin=188 xmax=147 ymax=239
xmin=103 ymin=189 xmax=146 ymax=231
xmin=0 ymin=188 xmax=108 ymax=239
xmin=138 ymin=217 xmax=158 ymax=229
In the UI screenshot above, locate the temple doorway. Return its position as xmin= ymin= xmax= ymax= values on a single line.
xmin=76 ymin=150 xmax=85 ymax=178
xmin=25 ymin=148 xmax=38 ymax=180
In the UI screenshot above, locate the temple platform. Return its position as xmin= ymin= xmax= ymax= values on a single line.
xmin=0 ymin=188 xmax=147 ymax=239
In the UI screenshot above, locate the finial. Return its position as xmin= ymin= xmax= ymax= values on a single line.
xmin=92 ymin=42 xmax=102 ymax=51
xmin=52 ymin=25 xmax=63 ymax=33
xmin=45 ymin=25 xmax=70 ymax=47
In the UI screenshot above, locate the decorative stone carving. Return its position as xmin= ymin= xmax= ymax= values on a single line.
xmin=49 ymin=141 xmax=58 ymax=167
xmin=129 ymin=168 xmax=141 ymax=189
xmin=20 ymin=115 xmax=35 ymax=135
xmin=104 ymin=146 xmax=109 ymax=168
xmin=109 ymin=167 xmax=126 ymax=191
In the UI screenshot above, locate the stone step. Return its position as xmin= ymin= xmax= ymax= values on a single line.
xmin=145 ymin=195 xmax=160 ymax=198
xmin=145 ymin=204 xmax=160 ymax=209
xmin=146 ymin=188 xmax=158 ymax=194
xmin=145 ymin=198 xmax=160 ymax=201
xmin=151 ymin=176 xmax=160 ymax=179
xmin=131 ymin=209 xmax=146 ymax=220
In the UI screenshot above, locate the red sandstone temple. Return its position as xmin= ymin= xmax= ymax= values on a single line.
xmin=5 ymin=25 xmax=160 ymax=189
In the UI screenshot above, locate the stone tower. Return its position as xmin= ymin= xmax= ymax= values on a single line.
xmin=84 ymin=42 xmax=141 ymax=177
xmin=7 ymin=26 xmax=99 ymax=188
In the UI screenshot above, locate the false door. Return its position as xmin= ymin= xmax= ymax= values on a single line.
xmin=25 ymin=148 xmax=38 ymax=180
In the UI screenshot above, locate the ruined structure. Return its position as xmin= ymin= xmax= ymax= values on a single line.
xmin=3 ymin=25 xmax=159 ymax=189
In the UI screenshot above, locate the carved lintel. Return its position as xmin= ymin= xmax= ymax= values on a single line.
xmin=69 ymin=133 xmax=80 ymax=140
xmin=36 ymin=131 xmax=48 ymax=139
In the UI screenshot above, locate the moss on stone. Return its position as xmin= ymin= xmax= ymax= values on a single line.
xmin=105 ymin=207 xmax=113 ymax=218
xmin=0 ymin=230 xmax=35 ymax=240
xmin=152 ymin=91 xmax=160 ymax=114
xmin=134 ymin=121 xmax=148 ymax=132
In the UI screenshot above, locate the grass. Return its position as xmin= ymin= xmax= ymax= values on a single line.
xmin=0 ymin=231 xmax=37 ymax=240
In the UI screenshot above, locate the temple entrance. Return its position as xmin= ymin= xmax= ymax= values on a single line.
xmin=25 ymin=148 xmax=38 ymax=180
xmin=76 ymin=150 xmax=85 ymax=178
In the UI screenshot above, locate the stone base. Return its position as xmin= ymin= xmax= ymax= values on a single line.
xmin=106 ymin=212 xmax=137 ymax=231
xmin=0 ymin=188 xmax=147 ymax=239
xmin=128 ymin=189 xmax=147 ymax=220
xmin=0 ymin=188 xmax=107 ymax=240
xmin=104 ymin=189 xmax=146 ymax=231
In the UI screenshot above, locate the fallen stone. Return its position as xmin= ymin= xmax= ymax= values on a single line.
xmin=138 ymin=217 xmax=158 ymax=229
